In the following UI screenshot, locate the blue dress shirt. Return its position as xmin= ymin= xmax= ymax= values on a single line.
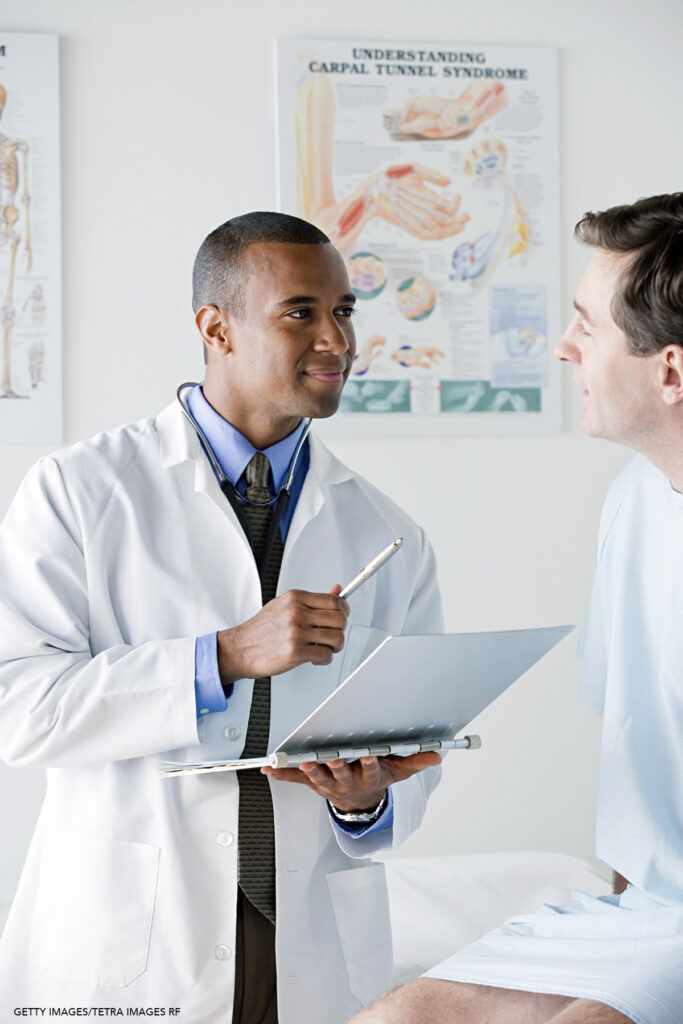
xmin=189 ymin=383 xmax=309 ymax=716
xmin=186 ymin=385 xmax=393 ymax=838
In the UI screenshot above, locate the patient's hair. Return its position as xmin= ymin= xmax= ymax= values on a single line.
xmin=192 ymin=211 xmax=330 ymax=319
xmin=575 ymin=193 xmax=683 ymax=356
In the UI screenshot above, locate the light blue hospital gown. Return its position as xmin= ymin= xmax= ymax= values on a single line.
xmin=425 ymin=456 xmax=683 ymax=1024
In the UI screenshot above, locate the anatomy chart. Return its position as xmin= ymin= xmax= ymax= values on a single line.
xmin=0 ymin=32 xmax=62 ymax=444
xmin=276 ymin=40 xmax=560 ymax=433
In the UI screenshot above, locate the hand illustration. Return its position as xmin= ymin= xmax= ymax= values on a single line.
xmin=296 ymin=69 xmax=470 ymax=250
xmin=396 ymin=82 xmax=508 ymax=139
xmin=352 ymin=334 xmax=386 ymax=375
xmin=391 ymin=344 xmax=445 ymax=369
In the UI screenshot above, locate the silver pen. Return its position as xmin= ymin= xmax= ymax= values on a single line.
xmin=339 ymin=538 xmax=403 ymax=599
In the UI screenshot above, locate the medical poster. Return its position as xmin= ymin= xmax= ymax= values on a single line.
xmin=0 ymin=32 xmax=62 ymax=444
xmin=276 ymin=39 xmax=561 ymax=435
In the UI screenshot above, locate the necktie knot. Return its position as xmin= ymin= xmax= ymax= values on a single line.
xmin=245 ymin=452 xmax=271 ymax=504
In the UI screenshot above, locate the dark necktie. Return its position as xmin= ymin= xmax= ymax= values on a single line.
xmin=237 ymin=452 xmax=283 ymax=925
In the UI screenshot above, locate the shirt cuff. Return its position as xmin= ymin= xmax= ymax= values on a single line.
xmin=328 ymin=787 xmax=394 ymax=838
xmin=195 ymin=632 xmax=230 ymax=718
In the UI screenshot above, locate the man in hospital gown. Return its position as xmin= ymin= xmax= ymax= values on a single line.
xmin=351 ymin=194 xmax=683 ymax=1024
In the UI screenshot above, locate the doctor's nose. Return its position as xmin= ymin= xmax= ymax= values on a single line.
xmin=314 ymin=315 xmax=353 ymax=354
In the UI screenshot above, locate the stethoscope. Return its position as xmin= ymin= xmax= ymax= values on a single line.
xmin=176 ymin=382 xmax=312 ymax=581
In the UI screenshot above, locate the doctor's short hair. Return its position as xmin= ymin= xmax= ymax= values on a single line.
xmin=575 ymin=192 xmax=683 ymax=356
xmin=192 ymin=211 xmax=330 ymax=319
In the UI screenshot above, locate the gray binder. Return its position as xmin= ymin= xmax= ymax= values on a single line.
xmin=159 ymin=624 xmax=573 ymax=777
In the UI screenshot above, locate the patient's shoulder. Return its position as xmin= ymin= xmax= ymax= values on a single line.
xmin=598 ymin=456 xmax=668 ymax=554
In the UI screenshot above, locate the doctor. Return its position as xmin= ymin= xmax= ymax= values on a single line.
xmin=0 ymin=211 xmax=443 ymax=1023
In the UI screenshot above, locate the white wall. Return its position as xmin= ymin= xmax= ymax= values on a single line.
xmin=1 ymin=0 xmax=682 ymax=914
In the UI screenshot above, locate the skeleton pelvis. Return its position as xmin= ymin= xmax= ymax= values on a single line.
xmin=3 ymin=204 xmax=19 ymax=234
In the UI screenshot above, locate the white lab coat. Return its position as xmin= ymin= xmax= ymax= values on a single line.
xmin=0 ymin=401 xmax=443 ymax=1023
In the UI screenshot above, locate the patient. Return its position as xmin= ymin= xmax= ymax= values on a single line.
xmin=351 ymin=192 xmax=683 ymax=1024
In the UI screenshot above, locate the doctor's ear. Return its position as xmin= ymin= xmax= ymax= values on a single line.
xmin=195 ymin=305 xmax=233 ymax=357
xmin=659 ymin=345 xmax=683 ymax=406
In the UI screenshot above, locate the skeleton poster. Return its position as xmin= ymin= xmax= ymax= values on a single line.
xmin=0 ymin=32 xmax=61 ymax=444
xmin=276 ymin=39 xmax=561 ymax=434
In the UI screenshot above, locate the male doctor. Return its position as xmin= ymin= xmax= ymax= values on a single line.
xmin=0 ymin=212 xmax=443 ymax=1023
xmin=351 ymin=194 xmax=683 ymax=1024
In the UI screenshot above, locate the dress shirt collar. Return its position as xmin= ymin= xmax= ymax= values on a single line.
xmin=185 ymin=384 xmax=307 ymax=492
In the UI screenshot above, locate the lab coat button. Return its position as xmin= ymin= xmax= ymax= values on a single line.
xmin=216 ymin=831 xmax=234 ymax=847
xmin=215 ymin=944 xmax=232 ymax=961
xmin=224 ymin=725 xmax=241 ymax=741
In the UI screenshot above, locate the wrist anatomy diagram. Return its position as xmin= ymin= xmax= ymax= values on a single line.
xmin=288 ymin=52 xmax=540 ymax=415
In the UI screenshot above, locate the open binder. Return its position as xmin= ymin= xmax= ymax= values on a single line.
xmin=158 ymin=624 xmax=573 ymax=778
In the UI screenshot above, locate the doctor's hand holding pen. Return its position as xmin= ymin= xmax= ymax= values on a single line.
xmin=217 ymin=585 xmax=350 ymax=684
xmin=217 ymin=538 xmax=404 ymax=685
xmin=220 ymin=539 xmax=442 ymax=812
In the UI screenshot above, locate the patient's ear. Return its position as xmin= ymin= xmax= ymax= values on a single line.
xmin=659 ymin=345 xmax=683 ymax=406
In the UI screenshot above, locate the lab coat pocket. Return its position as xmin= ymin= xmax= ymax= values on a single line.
xmin=30 ymin=832 xmax=160 ymax=987
xmin=326 ymin=862 xmax=393 ymax=1005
